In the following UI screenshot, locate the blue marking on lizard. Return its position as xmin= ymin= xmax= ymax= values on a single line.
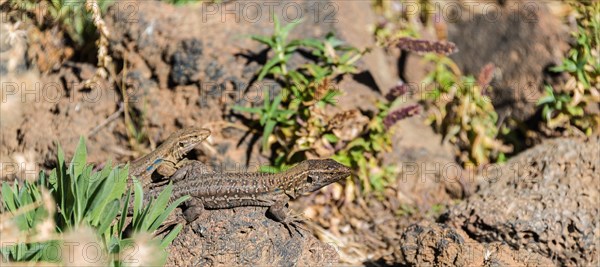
xmin=146 ymin=158 xmax=164 ymax=172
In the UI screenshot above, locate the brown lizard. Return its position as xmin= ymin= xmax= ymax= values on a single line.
xmin=128 ymin=127 xmax=211 ymax=188
xmin=142 ymin=158 xmax=351 ymax=235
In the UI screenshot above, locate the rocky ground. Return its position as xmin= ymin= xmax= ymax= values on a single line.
xmin=1 ymin=0 xmax=597 ymax=266
xmin=445 ymin=136 xmax=599 ymax=266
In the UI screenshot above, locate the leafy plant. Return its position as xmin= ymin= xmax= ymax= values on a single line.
xmin=374 ymin=1 xmax=512 ymax=168
xmin=331 ymin=94 xmax=419 ymax=192
xmin=250 ymin=16 xmax=303 ymax=81
xmin=422 ymin=54 xmax=511 ymax=167
xmin=373 ymin=1 xmax=508 ymax=166
xmin=234 ymin=16 xmax=365 ymax=170
xmin=235 ymin=15 xmax=419 ymax=192
xmin=1 ymin=179 xmax=56 ymax=262
xmin=537 ymin=1 xmax=600 ymax=136
xmin=233 ymin=88 xmax=296 ymax=152
xmin=372 ymin=0 xmax=421 ymax=45
xmin=1 ymin=137 xmax=186 ymax=265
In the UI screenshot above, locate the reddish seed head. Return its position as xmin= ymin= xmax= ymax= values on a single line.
xmin=477 ymin=63 xmax=495 ymax=95
xmin=385 ymin=83 xmax=410 ymax=102
xmin=384 ymin=104 xmax=421 ymax=129
xmin=395 ymin=37 xmax=458 ymax=56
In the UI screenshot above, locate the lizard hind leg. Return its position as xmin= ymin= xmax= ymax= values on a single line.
xmin=182 ymin=198 xmax=204 ymax=223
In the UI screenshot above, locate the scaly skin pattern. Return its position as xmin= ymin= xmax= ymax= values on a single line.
xmin=144 ymin=159 xmax=351 ymax=229
xmin=128 ymin=127 xmax=211 ymax=187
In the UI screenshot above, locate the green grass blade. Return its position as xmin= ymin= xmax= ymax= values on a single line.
xmin=97 ymin=199 xmax=120 ymax=234
xmin=106 ymin=165 xmax=128 ymax=205
xmin=90 ymin=160 xmax=112 ymax=194
xmin=146 ymin=185 xmax=174 ymax=229
xmin=262 ymin=120 xmax=277 ymax=152
xmin=231 ymin=105 xmax=262 ymax=114
xmin=273 ymin=13 xmax=280 ymax=33
xmin=118 ymin=188 xmax=132 ymax=239
xmin=1 ymin=183 xmax=16 ymax=211
xmin=250 ymin=35 xmax=275 ymax=47
xmin=88 ymin=168 xmax=121 ymax=224
xmin=70 ymin=136 xmax=87 ymax=180
xmin=149 ymin=195 xmax=189 ymax=232
xmin=160 ymin=224 xmax=183 ymax=250
xmin=133 ymin=180 xmax=144 ymax=224
xmin=268 ymin=93 xmax=283 ymax=116
xmin=258 ymin=57 xmax=282 ymax=80
xmin=293 ymin=38 xmax=322 ymax=50
xmin=75 ymin=169 xmax=89 ymax=223
xmin=56 ymin=144 xmax=67 ymax=220
xmin=281 ymin=18 xmax=303 ymax=37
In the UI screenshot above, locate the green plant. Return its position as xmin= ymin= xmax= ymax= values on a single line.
xmin=537 ymin=85 xmax=586 ymax=130
xmin=331 ymin=96 xmax=419 ymax=192
xmin=234 ymin=16 xmax=419 ymax=193
xmin=234 ymin=16 xmax=364 ymax=169
xmin=372 ymin=2 xmax=510 ymax=166
xmin=1 ymin=137 xmax=187 ymax=265
xmin=233 ymin=89 xmax=296 ymax=153
xmin=372 ymin=0 xmax=421 ymax=45
xmin=422 ymin=54 xmax=511 ymax=167
xmin=537 ymin=1 xmax=600 ymax=136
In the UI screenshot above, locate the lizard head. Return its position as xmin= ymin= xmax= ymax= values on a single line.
xmin=291 ymin=159 xmax=352 ymax=197
xmin=171 ymin=127 xmax=211 ymax=157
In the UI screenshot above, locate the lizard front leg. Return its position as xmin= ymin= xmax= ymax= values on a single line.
xmin=168 ymin=160 xmax=212 ymax=183
xmin=156 ymin=160 xmax=178 ymax=177
xmin=142 ymin=160 xmax=177 ymax=189
xmin=154 ymin=159 xmax=199 ymax=187
xmin=157 ymin=158 xmax=210 ymax=179
xmin=267 ymin=197 xmax=307 ymax=237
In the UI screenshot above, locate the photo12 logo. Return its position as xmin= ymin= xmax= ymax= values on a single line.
xmin=201 ymin=1 xmax=338 ymax=23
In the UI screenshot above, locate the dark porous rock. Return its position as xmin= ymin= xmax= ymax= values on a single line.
xmin=167 ymin=207 xmax=339 ymax=266
xmin=394 ymin=221 xmax=554 ymax=267
xmin=170 ymin=39 xmax=203 ymax=86
xmin=446 ymin=136 xmax=599 ymax=266
xmin=395 ymin=222 xmax=468 ymax=266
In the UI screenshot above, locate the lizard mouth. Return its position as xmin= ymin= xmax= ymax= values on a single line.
xmin=183 ymin=143 xmax=196 ymax=150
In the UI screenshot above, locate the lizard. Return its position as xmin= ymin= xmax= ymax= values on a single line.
xmin=128 ymin=127 xmax=211 ymax=189
xmin=141 ymin=158 xmax=351 ymax=235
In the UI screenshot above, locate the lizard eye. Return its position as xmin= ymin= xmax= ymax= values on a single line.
xmin=307 ymin=176 xmax=313 ymax=183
